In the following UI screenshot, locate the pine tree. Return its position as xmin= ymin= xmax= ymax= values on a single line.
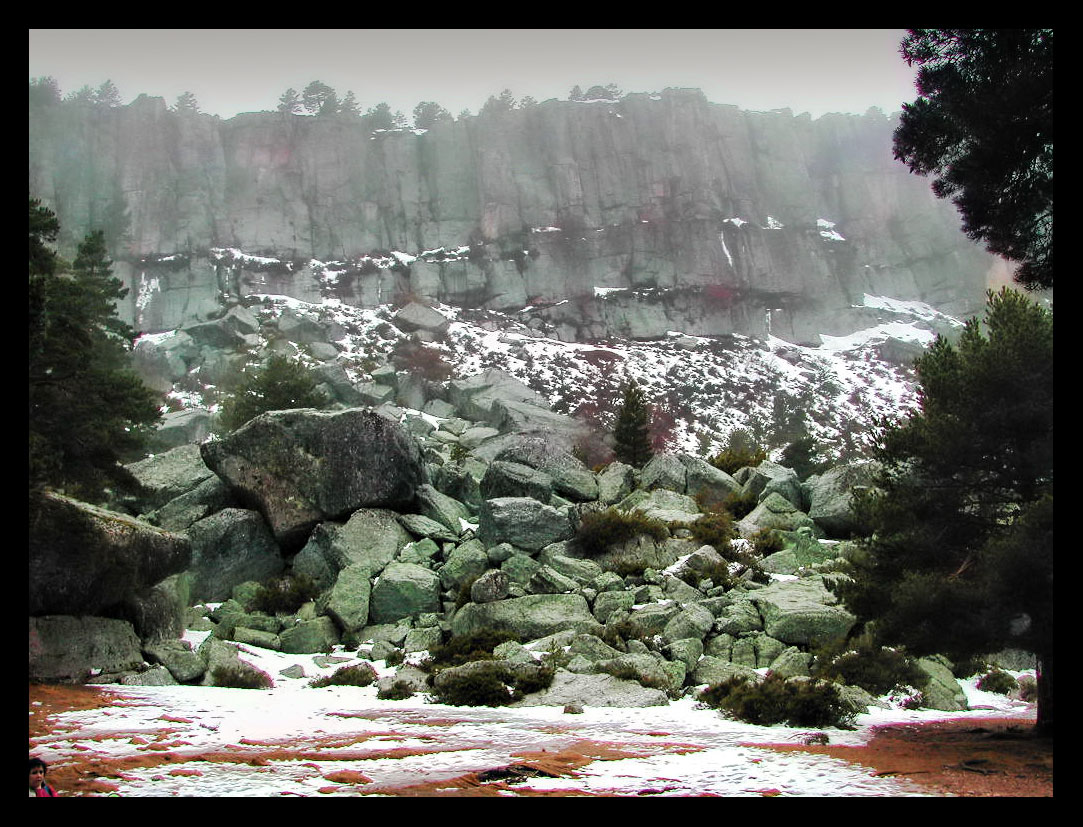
xmin=892 ymin=29 xmax=1053 ymax=290
xmin=612 ymin=379 xmax=653 ymax=468
xmin=301 ymin=80 xmax=336 ymax=115
xmin=365 ymin=102 xmax=395 ymax=130
xmin=838 ymin=288 xmax=1053 ymax=734
xmin=94 ymin=79 xmax=122 ymax=107
xmin=278 ymin=88 xmax=302 ymax=114
xmin=339 ymin=91 xmax=361 ymax=118
xmin=218 ymin=354 xmax=329 ymax=432
xmin=173 ymin=91 xmax=200 ymax=114
xmin=412 ymin=101 xmax=452 ymax=129
xmin=29 ymin=199 xmax=162 ymax=501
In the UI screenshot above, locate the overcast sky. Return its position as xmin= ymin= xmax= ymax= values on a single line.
xmin=29 ymin=29 xmax=918 ymax=121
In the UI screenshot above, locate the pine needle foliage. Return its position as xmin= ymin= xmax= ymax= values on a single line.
xmin=29 ymin=199 xmax=162 ymax=501
xmin=612 ymin=378 xmax=653 ymax=468
xmin=838 ymin=288 xmax=1053 ymax=734
xmin=218 ymin=354 xmax=328 ymax=432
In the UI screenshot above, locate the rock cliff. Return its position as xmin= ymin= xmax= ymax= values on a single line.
xmin=29 ymin=88 xmax=994 ymax=344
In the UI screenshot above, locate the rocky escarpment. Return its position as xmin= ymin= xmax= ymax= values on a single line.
xmin=29 ymin=89 xmax=995 ymax=345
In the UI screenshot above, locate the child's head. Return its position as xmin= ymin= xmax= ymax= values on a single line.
xmin=29 ymin=757 xmax=48 ymax=787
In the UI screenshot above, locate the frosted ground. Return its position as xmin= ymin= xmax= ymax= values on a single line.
xmin=30 ymin=630 xmax=1035 ymax=797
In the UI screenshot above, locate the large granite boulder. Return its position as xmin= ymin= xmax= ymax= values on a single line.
xmin=30 ymin=615 xmax=144 ymax=683
xmin=451 ymin=594 xmax=602 ymax=640
xmin=916 ymin=655 xmax=969 ymax=711
xmin=743 ymin=460 xmax=806 ymax=508
xmin=322 ymin=563 xmax=373 ymax=634
xmin=508 ymin=669 xmax=669 ymax=708
xmin=679 ymin=454 xmax=742 ymax=505
xmin=448 ymin=369 xmax=551 ymax=423
xmin=492 ymin=436 xmax=599 ymax=502
xmin=369 ymin=562 xmax=442 ymax=624
xmin=200 ymin=407 xmax=425 ymax=548
xmin=806 ymin=462 xmax=880 ymax=538
xmin=393 ymin=302 xmax=450 ymax=337
xmin=125 ymin=443 xmax=217 ymax=512
xmin=477 ymin=497 xmax=575 ymax=550
xmin=185 ymin=508 xmax=284 ymax=602
xmin=736 ymin=492 xmax=823 ymax=538
xmin=746 ymin=575 xmax=856 ymax=647
xmin=318 ymin=508 xmax=413 ymax=575
xmin=29 ymin=491 xmax=191 ymax=617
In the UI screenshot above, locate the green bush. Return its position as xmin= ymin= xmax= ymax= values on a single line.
xmin=251 ymin=573 xmax=321 ymax=615
xmin=429 ymin=661 xmax=555 ymax=707
xmin=576 ymin=508 xmax=668 ymax=557
xmin=750 ymin=527 xmax=785 ymax=556
xmin=977 ymin=668 xmax=1019 ymax=695
xmin=687 ymin=508 xmax=736 ymax=552
xmin=698 ymin=673 xmax=855 ymax=728
xmin=814 ymin=644 xmax=929 ymax=696
xmin=676 ymin=559 xmax=734 ymax=591
xmin=425 ymin=629 xmax=521 ymax=670
xmin=377 ymin=680 xmax=416 ymax=700
xmin=218 ymin=354 xmax=329 ymax=432
xmin=722 ymin=489 xmax=758 ymax=520
xmin=211 ymin=663 xmax=274 ymax=690
xmin=309 ymin=663 xmax=378 ymax=688
xmin=708 ymin=430 xmax=767 ymax=476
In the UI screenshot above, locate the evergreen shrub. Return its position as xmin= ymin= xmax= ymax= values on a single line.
xmin=814 ymin=644 xmax=929 ymax=696
xmin=429 ymin=662 xmax=555 ymax=706
xmin=977 ymin=668 xmax=1019 ymax=695
xmin=698 ymin=673 xmax=855 ymax=728
xmin=425 ymin=629 xmax=521 ymax=670
xmin=309 ymin=663 xmax=378 ymax=688
xmin=251 ymin=574 xmax=320 ymax=615
xmin=211 ymin=663 xmax=274 ymax=690
xmin=751 ymin=528 xmax=785 ymax=556
xmin=576 ymin=508 xmax=668 ymax=557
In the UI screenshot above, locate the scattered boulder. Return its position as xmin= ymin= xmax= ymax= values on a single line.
xmin=30 ymin=616 xmax=144 ymax=684
xmin=470 ymin=569 xmax=511 ymax=603
xmin=508 ymin=669 xmax=669 ymax=708
xmin=369 ymin=562 xmax=442 ymax=624
xmin=737 ymin=492 xmax=823 ymax=538
xmin=806 ymin=462 xmax=880 ymax=538
xmin=29 ymin=490 xmax=191 ymax=618
xmin=477 ymin=497 xmax=575 ymax=550
xmin=747 ymin=575 xmax=856 ymax=647
xmin=916 ymin=655 xmax=969 ymax=711
xmin=185 ymin=508 xmax=284 ymax=602
xmin=451 ymin=594 xmax=602 ymax=640
xmin=201 ymin=407 xmax=425 ymax=548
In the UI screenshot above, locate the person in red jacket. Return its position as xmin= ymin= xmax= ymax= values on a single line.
xmin=29 ymin=758 xmax=57 ymax=797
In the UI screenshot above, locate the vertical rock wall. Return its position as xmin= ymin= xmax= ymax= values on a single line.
xmin=29 ymin=89 xmax=994 ymax=340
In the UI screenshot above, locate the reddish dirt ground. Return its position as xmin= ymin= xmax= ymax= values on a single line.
xmin=754 ymin=717 xmax=1053 ymax=797
xmin=29 ymin=684 xmax=1052 ymax=797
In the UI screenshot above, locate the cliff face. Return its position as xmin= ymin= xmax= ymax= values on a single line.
xmin=29 ymin=89 xmax=994 ymax=343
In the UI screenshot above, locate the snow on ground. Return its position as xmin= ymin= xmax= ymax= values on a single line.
xmin=29 ymin=632 xmax=1036 ymax=797
xmin=155 ymin=287 xmax=949 ymax=461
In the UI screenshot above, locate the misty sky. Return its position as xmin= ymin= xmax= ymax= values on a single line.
xmin=29 ymin=29 xmax=919 ymax=121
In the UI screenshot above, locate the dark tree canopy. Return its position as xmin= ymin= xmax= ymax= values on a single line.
xmin=412 ymin=101 xmax=453 ymax=130
xmin=892 ymin=29 xmax=1053 ymax=290
xmin=218 ymin=354 xmax=329 ymax=432
xmin=29 ymin=199 xmax=162 ymax=501
xmin=612 ymin=378 xmax=653 ymax=468
xmin=838 ymin=288 xmax=1053 ymax=733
